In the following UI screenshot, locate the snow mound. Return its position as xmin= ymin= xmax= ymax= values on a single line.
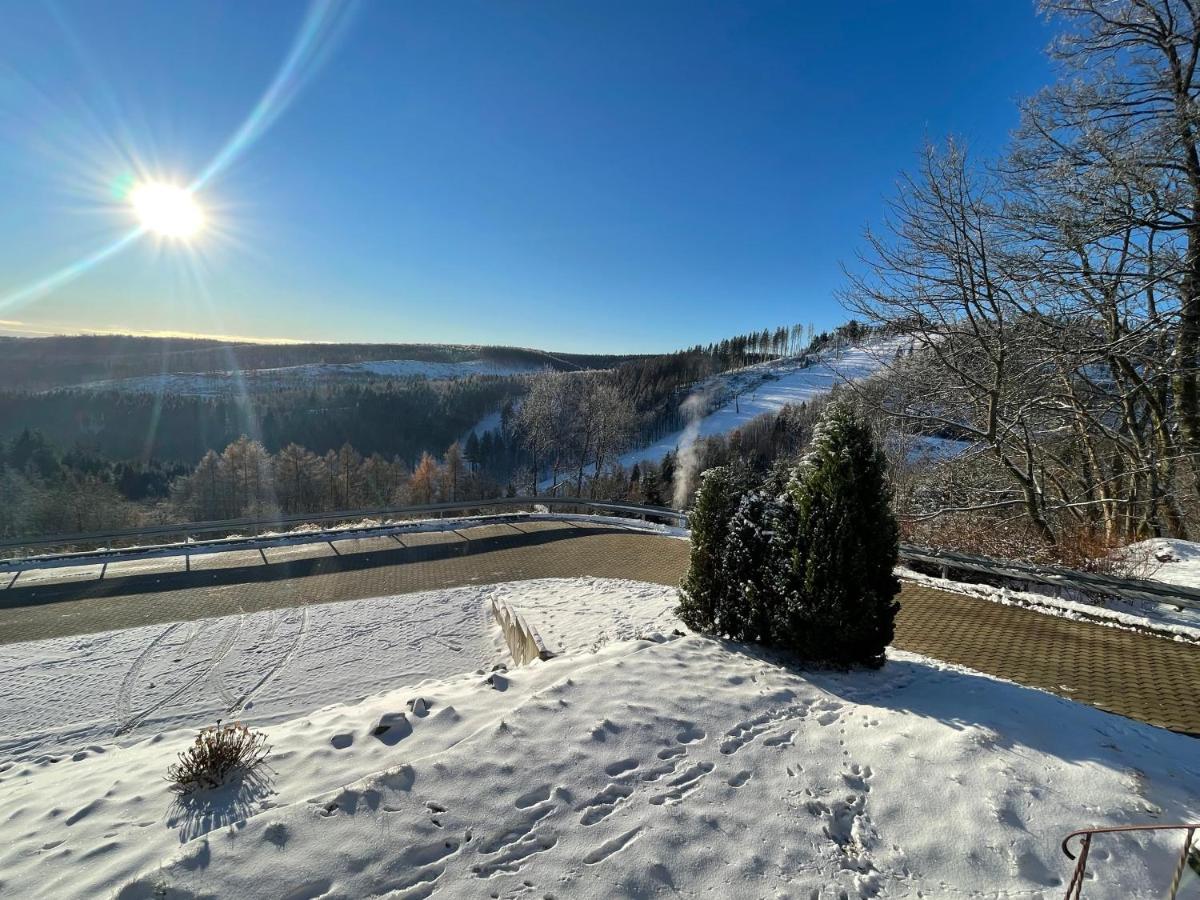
xmin=1121 ymin=538 xmax=1200 ymax=590
xmin=2 ymin=579 xmax=1195 ymax=899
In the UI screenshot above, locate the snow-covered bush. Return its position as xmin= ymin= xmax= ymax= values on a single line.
xmin=679 ymin=402 xmax=898 ymax=668
xmin=677 ymin=464 xmax=750 ymax=632
xmin=715 ymin=489 xmax=797 ymax=643
xmin=166 ymin=722 xmax=271 ymax=794
xmin=782 ymin=400 xmax=899 ymax=668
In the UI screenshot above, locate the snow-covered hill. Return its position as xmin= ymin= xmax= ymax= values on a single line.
xmin=539 ymin=338 xmax=908 ymax=494
xmin=620 ymin=338 xmax=907 ymax=471
xmin=75 ymin=357 xmax=549 ymax=396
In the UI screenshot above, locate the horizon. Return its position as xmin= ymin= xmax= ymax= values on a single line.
xmin=0 ymin=1 xmax=1052 ymax=353
xmin=0 ymin=322 xmax=809 ymax=356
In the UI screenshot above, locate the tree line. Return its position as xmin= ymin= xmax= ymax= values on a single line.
xmin=0 ymin=378 xmax=522 ymax=465
xmin=0 ymin=318 xmax=853 ymax=540
xmin=516 ymin=321 xmax=860 ymax=495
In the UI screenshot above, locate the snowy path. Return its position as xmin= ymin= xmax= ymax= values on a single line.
xmin=0 ymin=590 xmax=499 ymax=760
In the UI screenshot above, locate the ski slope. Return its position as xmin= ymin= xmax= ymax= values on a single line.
xmin=620 ymin=338 xmax=905 ymax=470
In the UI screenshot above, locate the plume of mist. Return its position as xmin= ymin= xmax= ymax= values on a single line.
xmin=672 ymin=388 xmax=713 ymax=509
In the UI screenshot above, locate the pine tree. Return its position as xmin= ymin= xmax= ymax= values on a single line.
xmin=676 ymin=465 xmax=750 ymax=632
xmin=641 ymin=466 xmax=664 ymax=506
xmin=464 ymin=432 xmax=481 ymax=471
xmin=713 ymin=489 xmax=795 ymax=643
xmin=783 ymin=400 xmax=899 ymax=668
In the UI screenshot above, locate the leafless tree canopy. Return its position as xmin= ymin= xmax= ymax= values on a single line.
xmin=843 ymin=0 xmax=1200 ymax=547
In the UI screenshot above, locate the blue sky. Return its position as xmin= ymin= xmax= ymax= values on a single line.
xmin=0 ymin=1 xmax=1052 ymax=353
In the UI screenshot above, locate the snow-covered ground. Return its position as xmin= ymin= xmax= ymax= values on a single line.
xmin=0 ymin=589 xmax=502 ymax=762
xmin=74 ymin=358 xmax=547 ymax=396
xmin=2 ymin=578 xmax=1197 ymax=899
xmin=1122 ymin=538 xmax=1200 ymax=591
xmin=460 ymin=408 xmax=504 ymax=444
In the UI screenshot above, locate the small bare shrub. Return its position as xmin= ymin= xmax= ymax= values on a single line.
xmin=903 ymin=514 xmax=1160 ymax=579
xmin=1034 ymin=524 xmax=1157 ymax=579
xmin=166 ymin=721 xmax=270 ymax=794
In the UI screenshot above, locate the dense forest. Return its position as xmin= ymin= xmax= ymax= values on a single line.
xmin=0 ymin=322 xmax=832 ymax=539
xmin=0 ymin=378 xmax=523 ymax=464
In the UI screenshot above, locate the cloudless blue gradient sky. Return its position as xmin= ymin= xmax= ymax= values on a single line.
xmin=0 ymin=1 xmax=1053 ymax=353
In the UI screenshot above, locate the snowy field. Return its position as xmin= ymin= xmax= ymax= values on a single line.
xmin=0 ymin=589 xmax=500 ymax=761
xmin=1 ymin=578 xmax=1197 ymax=899
xmin=73 ymin=357 xmax=547 ymax=396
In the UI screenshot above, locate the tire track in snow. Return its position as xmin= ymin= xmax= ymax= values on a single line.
xmin=206 ymin=612 xmax=247 ymax=709
xmin=114 ymin=616 xmax=243 ymax=737
xmin=224 ymin=606 xmax=309 ymax=716
xmin=114 ymin=622 xmax=183 ymax=733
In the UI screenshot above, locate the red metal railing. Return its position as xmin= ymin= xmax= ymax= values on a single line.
xmin=1062 ymin=823 xmax=1198 ymax=899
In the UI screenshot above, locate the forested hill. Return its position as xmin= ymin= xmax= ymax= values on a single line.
xmin=0 ymin=335 xmax=637 ymax=391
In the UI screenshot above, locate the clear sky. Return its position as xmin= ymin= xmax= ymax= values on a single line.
xmin=0 ymin=1 xmax=1053 ymax=353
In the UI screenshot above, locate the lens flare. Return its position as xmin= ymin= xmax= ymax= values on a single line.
xmin=130 ymin=182 xmax=204 ymax=239
xmin=0 ymin=0 xmax=359 ymax=311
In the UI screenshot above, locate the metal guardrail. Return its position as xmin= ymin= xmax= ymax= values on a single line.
xmin=899 ymin=543 xmax=1200 ymax=612
xmin=0 ymin=496 xmax=688 ymax=573
xmin=1 ymin=502 xmax=1197 ymax=617
xmin=1061 ymin=823 xmax=1199 ymax=899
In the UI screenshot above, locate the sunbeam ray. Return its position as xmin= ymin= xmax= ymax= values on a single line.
xmin=0 ymin=227 xmax=143 ymax=312
xmin=0 ymin=0 xmax=359 ymax=313
xmin=191 ymin=0 xmax=360 ymax=191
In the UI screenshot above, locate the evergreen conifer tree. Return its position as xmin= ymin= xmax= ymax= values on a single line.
xmin=783 ymin=400 xmax=899 ymax=668
xmin=715 ymin=489 xmax=796 ymax=642
xmin=676 ymin=464 xmax=750 ymax=632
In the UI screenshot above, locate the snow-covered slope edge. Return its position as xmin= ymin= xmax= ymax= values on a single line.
xmin=617 ymin=338 xmax=908 ymax=472
xmin=91 ymin=580 xmax=1200 ymax=900
xmin=898 ymin=567 xmax=1200 ymax=642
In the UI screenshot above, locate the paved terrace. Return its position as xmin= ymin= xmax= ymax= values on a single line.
xmin=2 ymin=519 xmax=1198 ymax=735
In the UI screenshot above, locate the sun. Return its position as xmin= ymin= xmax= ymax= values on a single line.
xmin=130 ymin=182 xmax=205 ymax=239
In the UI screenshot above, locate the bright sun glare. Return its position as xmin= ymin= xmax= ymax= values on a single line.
xmin=130 ymin=182 xmax=204 ymax=239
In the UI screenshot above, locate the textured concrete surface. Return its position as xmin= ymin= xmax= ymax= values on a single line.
xmin=2 ymin=524 xmax=1197 ymax=734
